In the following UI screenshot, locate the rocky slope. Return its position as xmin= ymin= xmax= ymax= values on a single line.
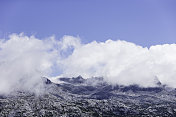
xmin=1 ymin=76 xmax=176 ymax=117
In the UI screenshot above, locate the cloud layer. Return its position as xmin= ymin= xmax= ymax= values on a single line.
xmin=0 ymin=33 xmax=176 ymax=94
xmin=58 ymin=37 xmax=176 ymax=88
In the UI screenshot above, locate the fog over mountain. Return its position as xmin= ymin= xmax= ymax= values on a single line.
xmin=0 ymin=33 xmax=176 ymax=94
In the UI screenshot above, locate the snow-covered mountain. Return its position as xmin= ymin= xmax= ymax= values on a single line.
xmin=1 ymin=76 xmax=176 ymax=116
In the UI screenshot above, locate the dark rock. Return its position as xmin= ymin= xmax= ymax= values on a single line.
xmin=0 ymin=76 xmax=176 ymax=117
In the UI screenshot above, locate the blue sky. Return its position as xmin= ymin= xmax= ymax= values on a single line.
xmin=0 ymin=0 xmax=176 ymax=47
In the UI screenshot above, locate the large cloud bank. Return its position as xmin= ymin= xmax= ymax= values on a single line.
xmin=60 ymin=39 xmax=176 ymax=88
xmin=0 ymin=33 xmax=176 ymax=94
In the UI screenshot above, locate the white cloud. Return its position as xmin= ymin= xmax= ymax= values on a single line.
xmin=0 ymin=34 xmax=57 ymax=94
xmin=149 ymin=44 xmax=176 ymax=88
xmin=58 ymin=38 xmax=176 ymax=88
xmin=1 ymin=33 xmax=176 ymax=94
xmin=60 ymin=40 xmax=155 ymax=87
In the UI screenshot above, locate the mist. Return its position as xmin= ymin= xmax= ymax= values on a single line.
xmin=0 ymin=33 xmax=176 ymax=94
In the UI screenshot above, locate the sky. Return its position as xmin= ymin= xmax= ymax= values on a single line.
xmin=1 ymin=0 xmax=176 ymax=93
xmin=0 ymin=0 xmax=176 ymax=47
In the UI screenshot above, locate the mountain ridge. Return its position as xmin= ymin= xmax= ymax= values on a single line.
xmin=0 ymin=76 xmax=176 ymax=116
